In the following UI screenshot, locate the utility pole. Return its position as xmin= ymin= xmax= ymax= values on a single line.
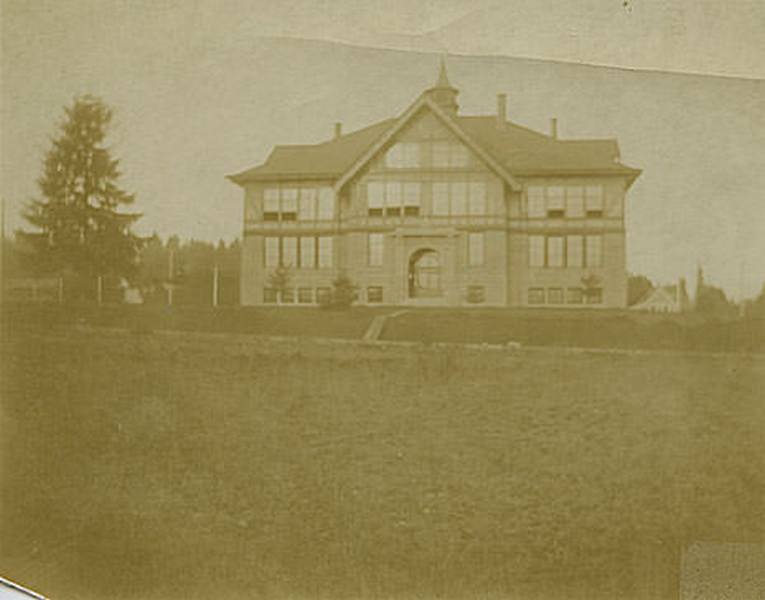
xmin=0 ymin=196 xmax=5 ymax=308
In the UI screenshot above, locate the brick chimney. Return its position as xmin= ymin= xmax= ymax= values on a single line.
xmin=496 ymin=94 xmax=507 ymax=130
xmin=334 ymin=122 xmax=342 ymax=139
xmin=550 ymin=118 xmax=558 ymax=139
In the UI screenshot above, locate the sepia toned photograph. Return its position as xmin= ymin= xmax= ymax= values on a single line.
xmin=1 ymin=1 xmax=764 ymax=599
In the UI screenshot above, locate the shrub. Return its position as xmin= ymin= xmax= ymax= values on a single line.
xmin=319 ymin=273 xmax=358 ymax=310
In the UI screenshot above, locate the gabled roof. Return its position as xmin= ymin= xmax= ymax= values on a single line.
xmin=334 ymin=94 xmax=522 ymax=191
xmin=228 ymin=90 xmax=641 ymax=187
xmin=227 ymin=119 xmax=395 ymax=184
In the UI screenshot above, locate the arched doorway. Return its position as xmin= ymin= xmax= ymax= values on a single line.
xmin=408 ymin=248 xmax=442 ymax=298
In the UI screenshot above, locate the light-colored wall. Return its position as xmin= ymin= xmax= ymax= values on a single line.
xmin=237 ymin=111 xmax=632 ymax=308
xmin=507 ymin=176 xmax=628 ymax=308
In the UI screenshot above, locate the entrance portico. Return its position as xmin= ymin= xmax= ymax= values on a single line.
xmin=392 ymin=228 xmax=458 ymax=306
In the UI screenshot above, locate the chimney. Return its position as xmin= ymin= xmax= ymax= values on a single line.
xmin=550 ymin=117 xmax=558 ymax=139
xmin=334 ymin=122 xmax=342 ymax=139
xmin=496 ymin=94 xmax=506 ymax=129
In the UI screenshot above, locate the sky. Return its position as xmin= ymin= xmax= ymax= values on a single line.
xmin=2 ymin=0 xmax=764 ymax=298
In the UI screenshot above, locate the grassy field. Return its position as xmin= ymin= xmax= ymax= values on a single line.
xmin=2 ymin=323 xmax=764 ymax=599
xmin=5 ymin=302 xmax=763 ymax=353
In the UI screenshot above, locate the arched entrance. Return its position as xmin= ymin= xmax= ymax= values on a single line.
xmin=408 ymin=248 xmax=442 ymax=298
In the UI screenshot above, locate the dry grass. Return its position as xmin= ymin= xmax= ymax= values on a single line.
xmin=2 ymin=327 xmax=763 ymax=599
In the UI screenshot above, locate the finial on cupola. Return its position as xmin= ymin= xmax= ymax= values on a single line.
xmin=426 ymin=55 xmax=459 ymax=116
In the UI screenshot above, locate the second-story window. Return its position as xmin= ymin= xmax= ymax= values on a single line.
xmin=528 ymin=234 xmax=603 ymax=268
xmin=527 ymin=186 xmax=546 ymax=218
xmin=585 ymin=186 xmax=604 ymax=217
xmin=403 ymin=183 xmax=420 ymax=216
xmin=264 ymin=187 xmax=333 ymax=221
xmin=298 ymin=188 xmax=316 ymax=220
xmin=280 ymin=189 xmax=297 ymax=221
xmin=385 ymin=142 xmax=420 ymax=168
xmin=264 ymin=189 xmax=281 ymax=221
xmin=526 ymin=184 xmax=605 ymax=218
xmin=566 ymin=186 xmax=585 ymax=218
xmin=367 ymin=182 xmax=421 ymax=217
xmin=432 ymin=181 xmax=487 ymax=216
xmin=317 ymin=187 xmax=335 ymax=220
xmin=546 ymin=187 xmax=565 ymax=218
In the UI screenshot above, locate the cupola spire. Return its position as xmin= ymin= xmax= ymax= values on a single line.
xmin=426 ymin=56 xmax=459 ymax=116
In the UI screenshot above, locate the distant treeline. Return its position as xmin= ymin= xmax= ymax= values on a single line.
xmin=2 ymin=234 xmax=241 ymax=306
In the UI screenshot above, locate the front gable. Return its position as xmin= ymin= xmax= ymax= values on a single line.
xmin=334 ymin=95 xmax=521 ymax=192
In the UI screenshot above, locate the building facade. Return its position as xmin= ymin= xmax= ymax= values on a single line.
xmin=228 ymin=63 xmax=640 ymax=308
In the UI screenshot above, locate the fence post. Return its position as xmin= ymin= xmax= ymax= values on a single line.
xmin=97 ymin=275 xmax=103 ymax=305
xmin=212 ymin=264 xmax=219 ymax=308
xmin=58 ymin=277 xmax=64 ymax=304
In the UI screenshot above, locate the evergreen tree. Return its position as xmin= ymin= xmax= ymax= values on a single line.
xmin=19 ymin=95 xmax=142 ymax=295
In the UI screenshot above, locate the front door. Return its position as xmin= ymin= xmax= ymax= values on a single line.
xmin=408 ymin=249 xmax=442 ymax=298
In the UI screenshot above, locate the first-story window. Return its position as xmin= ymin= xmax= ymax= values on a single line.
xmin=367 ymin=286 xmax=383 ymax=303
xmin=300 ymin=236 xmax=316 ymax=269
xmin=586 ymin=235 xmax=602 ymax=267
xmin=368 ymin=233 xmax=384 ymax=266
xmin=529 ymin=235 xmax=545 ymax=267
xmin=528 ymin=288 xmax=545 ymax=305
xmin=265 ymin=237 xmax=279 ymax=267
xmin=468 ymin=232 xmax=484 ymax=266
xmin=318 ymin=236 xmax=333 ymax=268
xmin=546 ymin=236 xmax=565 ymax=268
xmin=567 ymin=235 xmax=584 ymax=267
xmin=298 ymin=287 xmax=314 ymax=304
xmin=281 ymin=237 xmax=298 ymax=267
